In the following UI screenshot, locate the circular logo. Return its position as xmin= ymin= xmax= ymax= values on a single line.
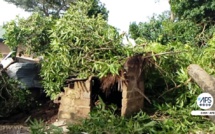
xmin=197 ymin=93 xmax=214 ymax=109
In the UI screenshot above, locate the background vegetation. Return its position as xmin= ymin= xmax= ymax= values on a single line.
xmin=0 ymin=72 xmax=30 ymax=117
xmin=0 ymin=26 xmax=5 ymax=39
xmin=2 ymin=0 xmax=215 ymax=133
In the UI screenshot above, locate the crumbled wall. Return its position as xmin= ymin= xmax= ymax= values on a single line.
xmin=58 ymin=79 xmax=91 ymax=121
xmin=57 ymin=75 xmax=145 ymax=120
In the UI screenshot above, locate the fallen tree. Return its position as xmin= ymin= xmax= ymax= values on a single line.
xmin=187 ymin=64 xmax=215 ymax=122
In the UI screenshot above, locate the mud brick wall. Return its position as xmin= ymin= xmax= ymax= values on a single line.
xmin=0 ymin=43 xmax=30 ymax=57
xmin=0 ymin=43 xmax=10 ymax=57
xmin=58 ymin=79 xmax=91 ymax=121
xmin=121 ymin=53 xmax=146 ymax=117
xmin=58 ymin=75 xmax=145 ymax=121
xmin=121 ymin=81 xmax=144 ymax=117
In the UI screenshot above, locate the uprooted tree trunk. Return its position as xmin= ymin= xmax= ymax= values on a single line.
xmin=187 ymin=64 xmax=215 ymax=122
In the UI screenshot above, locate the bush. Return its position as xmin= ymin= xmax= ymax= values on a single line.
xmin=129 ymin=12 xmax=215 ymax=46
xmin=0 ymin=72 xmax=30 ymax=117
xmin=29 ymin=119 xmax=63 ymax=134
xmin=3 ymin=13 xmax=54 ymax=56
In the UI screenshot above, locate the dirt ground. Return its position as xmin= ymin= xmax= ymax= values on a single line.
xmin=0 ymin=97 xmax=59 ymax=134
xmin=0 ymin=100 xmax=59 ymax=125
xmin=0 ymin=100 xmax=59 ymax=134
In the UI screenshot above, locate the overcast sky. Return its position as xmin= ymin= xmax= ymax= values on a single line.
xmin=0 ymin=0 xmax=170 ymax=33
xmin=0 ymin=1 xmax=30 ymax=24
xmin=100 ymin=0 xmax=170 ymax=33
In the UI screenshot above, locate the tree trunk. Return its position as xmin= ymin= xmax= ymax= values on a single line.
xmin=168 ymin=0 xmax=174 ymax=21
xmin=187 ymin=64 xmax=215 ymax=122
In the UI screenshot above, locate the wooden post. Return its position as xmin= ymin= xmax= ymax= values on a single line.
xmin=187 ymin=64 xmax=215 ymax=122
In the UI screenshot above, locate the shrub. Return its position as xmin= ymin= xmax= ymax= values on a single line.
xmin=3 ymin=13 xmax=54 ymax=56
xmin=0 ymin=72 xmax=30 ymax=117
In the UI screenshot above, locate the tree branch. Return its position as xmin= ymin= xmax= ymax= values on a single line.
xmin=142 ymin=50 xmax=188 ymax=59
xmin=158 ymin=78 xmax=192 ymax=98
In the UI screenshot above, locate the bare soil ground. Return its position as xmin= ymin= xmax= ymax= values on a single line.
xmin=0 ymin=100 xmax=59 ymax=125
xmin=0 ymin=100 xmax=59 ymax=133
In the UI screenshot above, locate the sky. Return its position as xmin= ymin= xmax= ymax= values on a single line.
xmin=100 ymin=0 xmax=170 ymax=33
xmin=0 ymin=0 xmax=30 ymax=24
xmin=0 ymin=0 xmax=170 ymax=33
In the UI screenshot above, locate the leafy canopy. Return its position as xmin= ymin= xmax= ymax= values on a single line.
xmin=4 ymin=0 xmax=109 ymax=19
xmin=129 ymin=12 xmax=203 ymax=45
xmin=129 ymin=0 xmax=215 ymax=46
xmin=171 ymin=0 xmax=215 ymax=24
xmin=40 ymin=1 xmax=133 ymax=99
xmin=3 ymin=13 xmax=54 ymax=55
xmin=3 ymin=0 xmax=116 ymax=99
xmin=170 ymin=0 xmax=215 ymax=45
xmin=129 ymin=11 xmax=171 ymax=44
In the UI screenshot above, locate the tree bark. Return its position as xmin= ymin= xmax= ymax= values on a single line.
xmin=187 ymin=64 xmax=215 ymax=122
xmin=168 ymin=0 xmax=175 ymax=21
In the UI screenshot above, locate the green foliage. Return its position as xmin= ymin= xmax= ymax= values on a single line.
xmin=67 ymin=98 xmax=215 ymax=133
xmin=3 ymin=0 xmax=108 ymax=54
xmin=130 ymin=0 xmax=215 ymax=46
xmin=4 ymin=0 xmax=70 ymax=17
xmin=29 ymin=104 xmax=215 ymax=133
xmin=68 ymin=102 xmax=157 ymax=134
xmin=64 ymin=35 xmax=215 ymax=133
xmin=3 ymin=13 xmax=54 ymax=55
xmin=29 ymin=119 xmax=63 ymax=134
xmin=129 ymin=12 xmax=210 ymax=46
xmin=137 ymin=39 xmax=215 ymax=96
xmin=87 ymin=0 xmax=109 ymax=20
xmin=127 ymin=37 xmax=215 ymax=133
xmin=169 ymin=0 xmax=215 ymax=46
xmin=29 ymin=119 xmax=45 ymax=134
xmin=129 ymin=11 xmax=170 ymax=44
xmin=4 ymin=0 xmax=108 ymax=19
xmin=161 ymin=20 xmax=202 ymax=45
xmin=0 ymin=72 xmax=30 ymax=117
xmin=3 ymin=1 xmax=215 ymax=133
xmin=2 ymin=1 xmax=111 ymax=99
xmin=171 ymin=0 xmax=215 ymax=24
xmin=40 ymin=1 xmax=133 ymax=99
